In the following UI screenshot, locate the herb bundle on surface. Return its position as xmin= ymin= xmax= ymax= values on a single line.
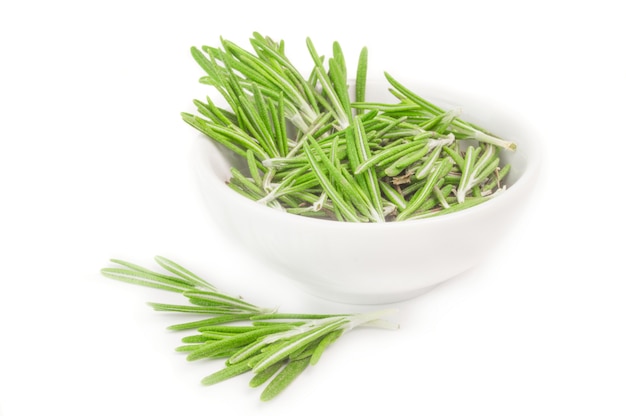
xmin=183 ymin=33 xmax=516 ymax=222
xmin=102 ymin=257 xmax=398 ymax=401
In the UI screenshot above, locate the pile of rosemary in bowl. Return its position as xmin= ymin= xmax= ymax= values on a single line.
xmin=183 ymin=32 xmax=517 ymax=222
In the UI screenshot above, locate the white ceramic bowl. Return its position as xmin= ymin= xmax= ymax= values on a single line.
xmin=191 ymin=81 xmax=541 ymax=304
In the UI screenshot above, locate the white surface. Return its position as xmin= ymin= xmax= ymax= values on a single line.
xmin=0 ymin=1 xmax=624 ymax=415
xmin=193 ymin=81 xmax=542 ymax=304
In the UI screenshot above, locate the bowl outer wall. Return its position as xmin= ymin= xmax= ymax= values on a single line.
xmin=191 ymin=82 xmax=541 ymax=304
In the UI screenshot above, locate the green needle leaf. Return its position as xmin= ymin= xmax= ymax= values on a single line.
xmin=154 ymin=256 xmax=216 ymax=291
xmin=101 ymin=266 xmax=192 ymax=293
xmin=310 ymin=329 xmax=343 ymax=366
xmin=167 ymin=314 xmax=258 ymax=331
xmin=183 ymin=290 xmax=265 ymax=313
xmin=249 ymin=361 xmax=284 ymax=388
xmin=355 ymin=47 xmax=368 ymax=115
xmin=201 ymin=358 xmax=256 ymax=386
xmin=260 ymin=356 xmax=311 ymax=402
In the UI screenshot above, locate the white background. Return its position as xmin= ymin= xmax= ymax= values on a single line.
xmin=1 ymin=1 xmax=624 ymax=415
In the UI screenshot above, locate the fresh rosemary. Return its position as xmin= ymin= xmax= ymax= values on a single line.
xmin=101 ymin=256 xmax=398 ymax=401
xmin=183 ymin=32 xmax=516 ymax=222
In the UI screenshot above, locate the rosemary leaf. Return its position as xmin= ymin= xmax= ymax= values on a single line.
xmin=260 ymin=356 xmax=312 ymax=402
xmin=310 ymin=329 xmax=343 ymax=366
xmin=249 ymin=361 xmax=284 ymax=388
xmin=355 ymin=47 xmax=368 ymax=115
xmin=201 ymin=357 xmax=256 ymax=386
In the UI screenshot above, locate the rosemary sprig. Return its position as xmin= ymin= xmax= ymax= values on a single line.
xmin=101 ymin=256 xmax=398 ymax=401
xmin=184 ymin=33 xmax=515 ymax=221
